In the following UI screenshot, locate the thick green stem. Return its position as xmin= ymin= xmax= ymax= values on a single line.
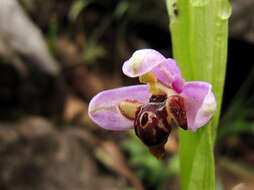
xmin=166 ymin=0 xmax=231 ymax=190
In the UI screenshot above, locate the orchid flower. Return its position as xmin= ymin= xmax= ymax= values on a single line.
xmin=88 ymin=49 xmax=216 ymax=158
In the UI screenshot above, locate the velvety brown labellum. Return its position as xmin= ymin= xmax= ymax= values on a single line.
xmin=134 ymin=98 xmax=171 ymax=159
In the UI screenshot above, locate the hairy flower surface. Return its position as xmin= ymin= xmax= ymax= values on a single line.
xmin=88 ymin=49 xmax=216 ymax=158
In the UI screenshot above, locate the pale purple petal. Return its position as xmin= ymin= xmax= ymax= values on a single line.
xmin=152 ymin=59 xmax=185 ymax=92
xmin=122 ymin=49 xmax=165 ymax=77
xmin=88 ymin=85 xmax=150 ymax=131
xmin=172 ymin=76 xmax=185 ymax=93
xmin=195 ymin=91 xmax=216 ymax=128
xmin=180 ymin=82 xmax=216 ymax=132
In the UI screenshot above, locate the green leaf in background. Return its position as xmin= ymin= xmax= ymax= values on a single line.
xmin=166 ymin=0 xmax=231 ymax=190
xmin=48 ymin=21 xmax=58 ymax=56
xmin=219 ymin=66 xmax=254 ymax=139
xmin=69 ymin=0 xmax=92 ymax=22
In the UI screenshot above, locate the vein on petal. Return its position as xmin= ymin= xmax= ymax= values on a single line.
xmin=89 ymin=106 xmax=118 ymax=114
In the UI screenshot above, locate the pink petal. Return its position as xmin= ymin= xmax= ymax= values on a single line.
xmin=172 ymin=76 xmax=185 ymax=93
xmin=180 ymin=82 xmax=216 ymax=132
xmin=122 ymin=49 xmax=165 ymax=77
xmin=152 ymin=59 xmax=185 ymax=92
xmin=88 ymin=85 xmax=150 ymax=131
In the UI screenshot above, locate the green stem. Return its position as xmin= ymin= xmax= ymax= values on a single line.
xmin=166 ymin=0 xmax=231 ymax=190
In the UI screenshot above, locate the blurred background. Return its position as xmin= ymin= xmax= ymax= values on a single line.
xmin=0 ymin=0 xmax=253 ymax=190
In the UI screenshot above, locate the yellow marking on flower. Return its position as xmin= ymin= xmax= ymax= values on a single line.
xmin=89 ymin=106 xmax=118 ymax=114
xmin=139 ymin=72 xmax=157 ymax=84
xmin=130 ymin=52 xmax=145 ymax=74
xmin=149 ymin=82 xmax=176 ymax=97
xmin=118 ymin=100 xmax=143 ymax=120
xmin=148 ymin=83 xmax=163 ymax=94
xmin=205 ymin=101 xmax=216 ymax=115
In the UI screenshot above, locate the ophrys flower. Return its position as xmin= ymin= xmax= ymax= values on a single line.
xmin=88 ymin=49 xmax=216 ymax=158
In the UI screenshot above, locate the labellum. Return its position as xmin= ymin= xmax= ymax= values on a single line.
xmin=134 ymin=95 xmax=171 ymax=159
xmin=134 ymin=94 xmax=188 ymax=159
